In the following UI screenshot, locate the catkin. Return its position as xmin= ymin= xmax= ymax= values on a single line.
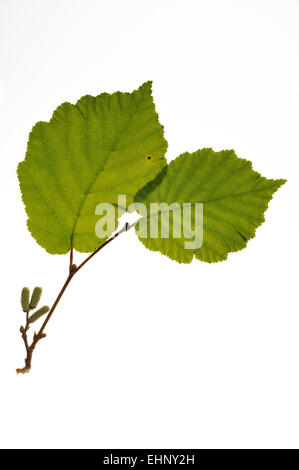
xmin=28 ymin=305 xmax=50 ymax=324
xmin=21 ymin=287 xmax=30 ymax=312
xmin=30 ymin=286 xmax=42 ymax=309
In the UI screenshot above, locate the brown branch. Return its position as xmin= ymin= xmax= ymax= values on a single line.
xmin=75 ymin=222 xmax=131 ymax=274
xmin=16 ymin=222 xmax=133 ymax=374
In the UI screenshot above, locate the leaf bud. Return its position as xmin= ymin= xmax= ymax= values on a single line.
xmin=21 ymin=287 xmax=30 ymax=312
xmin=30 ymin=286 xmax=42 ymax=309
xmin=28 ymin=305 xmax=50 ymax=324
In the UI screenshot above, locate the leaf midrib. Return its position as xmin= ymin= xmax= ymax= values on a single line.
xmin=143 ymin=181 xmax=281 ymax=209
xmin=70 ymin=87 xmax=147 ymax=248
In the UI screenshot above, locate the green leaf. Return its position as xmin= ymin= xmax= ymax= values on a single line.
xmin=28 ymin=305 xmax=50 ymax=324
xmin=134 ymin=148 xmax=286 ymax=263
xmin=18 ymin=82 xmax=167 ymax=254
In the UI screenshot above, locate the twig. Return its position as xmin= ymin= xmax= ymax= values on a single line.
xmin=16 ymin=222 xmax=133 ymax=374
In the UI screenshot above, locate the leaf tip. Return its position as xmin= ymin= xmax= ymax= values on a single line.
xmin=139 ymin=80 xmax=153 ymax=94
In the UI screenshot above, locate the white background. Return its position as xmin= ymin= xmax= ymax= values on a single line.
xmin=0 ymin=0 xmax=298 ymax=449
